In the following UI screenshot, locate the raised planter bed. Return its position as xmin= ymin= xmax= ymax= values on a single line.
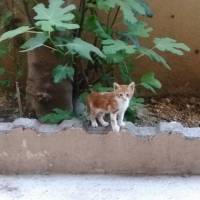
xmin=0 ymin=118 xmax=199 ymax=175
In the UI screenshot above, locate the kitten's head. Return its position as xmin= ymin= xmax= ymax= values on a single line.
xmin=113 ymin=82 xmax=135 ymax=101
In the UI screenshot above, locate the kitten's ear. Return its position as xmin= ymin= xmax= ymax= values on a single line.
xmin=113 ymin=82 xmax=120 ymax=90
xmin=128 ymin=82 xmax=135 ymax=91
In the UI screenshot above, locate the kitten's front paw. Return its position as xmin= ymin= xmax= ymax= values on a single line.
xmin=101 ymin=121 xmax=109 ymax=127
xmin=91 ymin=121 xmax=98 ymax=128
xmin=113 ymin=125 xmax=120 ymax=132
xmin=119 ymin=121 xmax=126 ymax=127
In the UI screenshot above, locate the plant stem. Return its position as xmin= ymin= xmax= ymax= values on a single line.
xmin=22 ymin=0 xmax=34 ymax=27
xmin=73 ymin=0 xmax=87 ymax=106
xmin=77 ymin=0 xmax=86 ymax=37
xmin=111 ymin=6 xmax=120 ymax=28
xmin=43 ymin=44 xmax=58 ymax=52
xmin=16 ymin=81 xmax=23 ymax=117
xmin=27 ymin=31 xmax=43 ymax=34
xmin=48 ymin=33 xmax=65 ymax=55
xmin=136 ymin=46 xmax=156 ymax=59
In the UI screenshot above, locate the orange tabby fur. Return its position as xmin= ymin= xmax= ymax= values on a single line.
xmin=87 ymin=82 xmax=135 ymax=132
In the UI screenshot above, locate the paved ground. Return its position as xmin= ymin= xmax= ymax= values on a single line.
xmin=0 ymin=175 xmax=199 ymax=200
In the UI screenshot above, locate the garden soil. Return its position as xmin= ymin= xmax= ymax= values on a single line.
xmin=0 ymin=95 xmax=200 ymax=127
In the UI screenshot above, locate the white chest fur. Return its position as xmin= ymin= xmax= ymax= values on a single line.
xmin=117 ymin=99 xmax=130 ymax=113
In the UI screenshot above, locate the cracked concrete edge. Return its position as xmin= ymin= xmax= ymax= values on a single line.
xmin=0 ymin=118 xmax=199 ymax=139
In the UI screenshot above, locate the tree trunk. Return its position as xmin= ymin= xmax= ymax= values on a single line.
xmin=26 ymin=47 xmax=73 ymax=117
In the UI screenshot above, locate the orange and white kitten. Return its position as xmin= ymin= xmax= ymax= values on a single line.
xmin=87 ymin=82 xmax=135 ymax=132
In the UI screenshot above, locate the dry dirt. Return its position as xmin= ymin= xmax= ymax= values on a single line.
xmin=136 ymin=97 xmax=200 ymax=127
xmin=0 ymin=96 xmax=18 ymax=122
xmin=0 ymin=95 xmax=200 ymax=127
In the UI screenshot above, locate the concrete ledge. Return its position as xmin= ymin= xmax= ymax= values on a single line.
xmin=0 ymin=118 xmax=200 ymax=175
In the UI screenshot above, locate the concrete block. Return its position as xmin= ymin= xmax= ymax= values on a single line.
xmin=0 ymin=118 xmax=199 ymax=175
xmin=0 ymin=122 xmax=14 ymax=133
xmin=13 ymin=118 xmax=40 ymax=129
xmin=159 ymin=121 xmax=184 ymax=133
xmin=37 ymin=124 xmax=60 ymax=134
xmin=58 ymin=118 xmax=83 ymax=130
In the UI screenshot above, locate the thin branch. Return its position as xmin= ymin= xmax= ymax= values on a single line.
xmin=135 ymin=46 xmax=156 ymax=59
xmin=16 ymin=81 xmax=23 ymax=117
xmin=43 ymin=44 xmax=58 ymax=51
xmin=48 ymin=32 xmax=65 ymax=55
xmin=27 ymin=31 xmax=43 ymax=34
xmin=111 ymin=6 xmax=120 ymax=28
xmin=85 ymin=36 xmax=98 ymax=75
xmin=78 ymin=0 xmax=83 ymax=11
xmin=80 ymin=60 xmax=89 ymax=87
xmin=22 ymin=0 xmax=35 ymax=27
xmin=77 ymin=0 xmax=86 ymax=37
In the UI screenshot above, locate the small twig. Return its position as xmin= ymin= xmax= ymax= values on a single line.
xmin=48 ymin=33 xmax=65 ymax=55
xmin=27 ymin=31 xmax=43 ymax=34
xmin=81 ymin=63 xmax=89 ymax=86
xmin=111 ymin=6 xmax=120 ymax=28
xmin=77 ymin=0 xmax=86 ymax=37
xmin=136 ymin=46 xmax=156 ymax=59
xmin=16 ymin=81 xmax=23 ymax=117
xmin=43 ymin=44 xmax=58 ymax=52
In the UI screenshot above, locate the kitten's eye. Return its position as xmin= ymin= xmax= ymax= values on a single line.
xmin=119 ymin=93 xmax=123 ymax=97
xmin=126 ymin=93 xmax=129 ymax=97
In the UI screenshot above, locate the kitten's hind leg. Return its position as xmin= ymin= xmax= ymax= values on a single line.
xmin=90 ymin=114 xmax=98 ymax=128
xmin=97 ymin=113 xmax=109 ymax=127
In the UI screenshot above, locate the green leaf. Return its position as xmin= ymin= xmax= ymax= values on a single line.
xmin=53 ymin=65 xmax=74 ymax=83
xmin=129 ymin=97 xmax=145 ymax=107
xmin=154 ymin=37 xmax=190 ymax=55
xmin=106 ymin=51 xmax=127 ymax=64
xmin=20 ymin=33 xmax=48 ymax=52
xmin=66 ymin=38 xmax=106 ymax=61
xmin=97 ymin=0 xmax=147 ymax=24
xmin=40 ymin=108 xmax=73 ymax=124
xmin=0 ymin=26 xmax=31 ymax=42
xmin=102 ymin=39 xmax=135 ymax=65
xmin=92 ymin=83 xmax=112 ymax=92
xmin=100 ymin=73 xmax=115 ymax=86
xmin=0 ymin=80 xmax=11 ymax=87
xmin=119 ymin=0 xmax=146 ymax=24
xmin=141 ymin=72 xmax=161 ymax=93
xmin=139 ymin=0 xmax=153 ymax=17
xmin=96 ymin=0 xmax=118 ymax=10
xmin=137 ymin=47 xmax=170 ymax=69
xmin=33 ymin=1 xmax=79 ymax=32
xmin=84 ymin=15 xmax=111 ymax=39
xmin=118 ymin=63 xmax=134 ymax=84
xmin=125 ymin=21 xmax=153 ymax=38
xmin=126 ymin=97 xmax=144 ymax=122
xmin=102 ymin=39 xmax=135 ymax=55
